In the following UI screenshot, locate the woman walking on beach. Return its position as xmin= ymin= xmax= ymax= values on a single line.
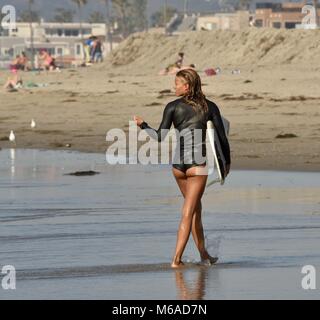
xmin=134 ymin=69 xmax=231 ymax=268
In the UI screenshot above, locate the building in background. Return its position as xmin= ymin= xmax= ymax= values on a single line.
xmin=254 ymin=2 xmax=319 ymax=29
xmin=7 ymin=21 xmax=107 ymax=39
xmin=197 ymin=11 xmax=250 ymax=31
xmin=165 ymin=10 xmax=251 ymax=34
xmin=167 ymin=2 xmax=319 ymax=32
xmin=0 ymin=21 xmax=121 ymax=68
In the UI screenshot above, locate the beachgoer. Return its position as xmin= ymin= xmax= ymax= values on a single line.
xmin=175 ymin=52 xmax=184 ymax=69
xmin=159 ymin=64 xmax=195 ymax=76
xmin=134 ymin=69 xmax=231 ymax=268
xmin=84 ymin=37 xmax=94 ymax=63
xmin=19 ymin=52 xmax=29 ymax=71
xmin=249 ymin=16 xmax=255 ymax=27
xmin=93 ymin=38 xmax=103 ymax=63
xmin=159 ymin=52 xmax=186 ymax=76
xmin=3 ymin=68 xmax=23 ymax=91
xmin=90 ymin=36 xmax=98 ymax=63
xmin=180 ymin=64 xmax=196 ymax=71
xmin=39 ymin=50 xmax=58 ymax=71
xmin=9 ymin=55 xmax=20 ymax=71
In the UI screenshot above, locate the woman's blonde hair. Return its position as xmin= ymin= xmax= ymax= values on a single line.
xmin=176 ymin=68 xmax=208 ymax=114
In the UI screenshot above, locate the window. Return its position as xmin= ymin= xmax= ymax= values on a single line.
xmin=273 ymin=22 xmax=281 ymax=28
xmin=205 ymin=22 xmax=217 ymax=30
xmin=285 ymin=22 xmax=298 ymax=29
xmin=255 ymin=19 xmax=263 ymax=27
xmin=63 ymin=29 xmax=79 ymax=37
xmin=57 ymin=48 xmax=63 ymax=55
xmin=282 ymin=8 xmax=301 ymax=12
xmin=1 ymin=29 xmax=9 ymax=36
xmin=82 ymin=29 xmax=91 ymax=35
xmin=76 ymin=44 xmax=82 ymax=55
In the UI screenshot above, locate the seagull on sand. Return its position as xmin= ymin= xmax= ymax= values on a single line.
xmin=31 ymin=119 xmax=36 ymax=128
xmin=9 ymin=130 xmax=16 ymax=144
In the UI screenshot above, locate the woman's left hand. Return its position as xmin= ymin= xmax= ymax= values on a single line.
xmin=133 ymin=115 xmax=144 ymax=127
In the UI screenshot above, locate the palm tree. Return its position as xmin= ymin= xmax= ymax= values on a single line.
xmin=28 ymin=0 xmax=35 ymax=69
xmin=238 ymin=0 xmax=252 ymax=10
xmin=164 ymin=0 xmax=168 ymax=34
xmin=71 ymin=0 xmax=88 ymax=40
xmin=112 ymin=0 xmax=130 ymax=38
xmin=313 ymin=0 xmax=319 ymax=27
xmin=89 ymin=11 xmax=105 ymax=23
xmin=101 ymin=0 xmax=113 ymax=52
xmin=53 ymin=8 xmax=74 ymax=23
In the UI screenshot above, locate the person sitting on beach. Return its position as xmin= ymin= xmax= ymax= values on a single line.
xmin=169 ymin=64 xmax=196 ymax=75
xmin=18 ymin=52 xmax=30 ymax=71
xmin=159 ymin=53 xmax=189 ymax=76
xmin=9 ymin=55 xmax=21 ymax=71
xmin=181 ymin=64 xmax=195 ymax=71
xmin=9 ymin=53 xmax=29 ymax=71
xmin=159 ymin=63 xmax=196 ymax=76
xmin=175 ymin=52 xmax=184 ymax=69
xmin=39 ymin=50 xmax=59 ymax=72
xmin=3 ymin=68 xmax=23 ymax=91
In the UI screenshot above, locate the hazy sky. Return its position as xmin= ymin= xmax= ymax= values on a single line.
xmin=0 ymin=0 xmax=274 ymax=20
xmin=0 ymin=0 xmax=217 ymax=19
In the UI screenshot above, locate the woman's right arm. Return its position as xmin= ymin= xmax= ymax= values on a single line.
xmin=138 ymin=102 xmax=175 ymax=142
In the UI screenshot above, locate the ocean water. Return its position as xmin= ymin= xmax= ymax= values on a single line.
xmin=0 ymin=149 xmax=319 ymax=300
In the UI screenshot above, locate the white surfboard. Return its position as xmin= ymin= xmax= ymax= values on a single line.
xmin=206 ymin=117 xmax=230 ymax=187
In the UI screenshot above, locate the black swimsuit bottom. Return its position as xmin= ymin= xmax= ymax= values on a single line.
xmin=140 ymin=98 xmax=231 ymax=174
xmin=172 ymin=162 xmax=207 ymax=174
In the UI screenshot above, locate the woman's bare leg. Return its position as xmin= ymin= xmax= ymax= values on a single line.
xmin=4 ymin=79 xmax=16 ymax=90
xmin=173 ymin=167 xmax=218 ymax=266
xmin=173 ymin=168 xmax=207 ymax=259
xmin=191 ymin=201 xmax=206 ymax=257
xmin=171 ymin=167 xmax=208 ymax=268
xmin=191 ymin=203 xmax=218 ymax=264
xmin=172 ymin=167 xmax=187 ymax=268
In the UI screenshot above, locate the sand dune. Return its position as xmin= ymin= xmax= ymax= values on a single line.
xmin=106 ymin=28 xmax=320 ymax=71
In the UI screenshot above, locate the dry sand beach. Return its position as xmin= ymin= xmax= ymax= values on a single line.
xmin=1 ymin=28 xmax=320 ymax=171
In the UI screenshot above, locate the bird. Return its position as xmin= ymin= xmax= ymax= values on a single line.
xmin=31 ymin=119 xmax=36 ymax=129
xmin=9 ymin=130 xmax=15 ymax=143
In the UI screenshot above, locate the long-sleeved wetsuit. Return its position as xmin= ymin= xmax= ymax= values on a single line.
xmin=140 ymin=98 xmax=231 ymax=173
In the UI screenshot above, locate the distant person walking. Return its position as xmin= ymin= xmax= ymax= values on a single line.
xmin=93 ymin=38 xmax=104 ymax=63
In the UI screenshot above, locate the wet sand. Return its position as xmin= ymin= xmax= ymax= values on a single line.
xmin=0 ymin=149 xmax=319 ymax=299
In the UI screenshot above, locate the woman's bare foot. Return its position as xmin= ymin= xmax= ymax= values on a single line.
xmin=171 ymin=261 xmax=185 ymax=269
xmin=201 ymin=251 xmax=219 ymax=265
xmin=201 ymin=256 xmax=218 ymax=265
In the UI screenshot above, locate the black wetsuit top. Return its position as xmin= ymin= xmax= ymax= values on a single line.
xmin=140 ymin=98 xmax=231 ymax=172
